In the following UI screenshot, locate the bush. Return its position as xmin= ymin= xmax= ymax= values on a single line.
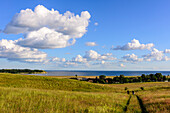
xmin=113 ymin=76 xmax=120 ymax=82
xmin=125 ymin=87 xmax=128 ymax=90
xmin=163 ymin=76 xmax=167 ymax=81
xmin=140 ymin=87 xmax=144 ymax=90
xmin=147 ymin=79 xmax=151 ymax=82
xmin=123 ymin=78 xmax=129 ymax=83
xmin=168 ymin=78 xmax=170 ymax=82
xmin=98 ymin=79 xmax=105 ymax=84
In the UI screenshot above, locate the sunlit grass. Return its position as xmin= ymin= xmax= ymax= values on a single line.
xmin=126 ymin=95 xmax=141 ymax=113
xmin=0 ymin=73 xmax=128 ymax=112
xmin=137 ymin=89 xmax=170 ymax=113
xmin=103 ymin=82 xmax=170 ymax=91
xmin=0 ymin=87 xmax=128 ymax=113
xmin=0 ymin=73 xmax=117 ymax=92
xmin=0 ymin=73 xmax=169 ymax=113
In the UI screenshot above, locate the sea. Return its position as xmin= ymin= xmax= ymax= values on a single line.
xmin=30 ymin=70 xmax=170 ymax=76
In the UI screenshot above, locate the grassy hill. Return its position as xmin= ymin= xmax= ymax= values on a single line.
xmin=0 ymin=73 xmax=169 ymax=113
xmin=0 ymin=73 xmax=117 ymax=92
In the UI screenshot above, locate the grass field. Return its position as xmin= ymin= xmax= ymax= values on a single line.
xmin=0 ymin=73 xmax=169 ymax=113
xmin=137 ymin=89 xmax=170 ymax=113
xmin=104 ymin=82 xmax=170 ymax=91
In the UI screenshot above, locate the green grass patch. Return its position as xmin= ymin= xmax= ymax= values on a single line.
xmin=126 ymin=95 xmax=142 ymax=113
xmin=0 ymin=73 xmax=169 ymax=113
xmin=0 ymin=73 xmax=116 ymax=92
xmin=0 ymin=87 xmax=128 ymax=113
xmin=137 ymin=90 xmax=170 ymax=113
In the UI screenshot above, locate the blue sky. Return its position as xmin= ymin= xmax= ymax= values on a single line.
xmin=0 ymin=0 xmax=170 ymax=70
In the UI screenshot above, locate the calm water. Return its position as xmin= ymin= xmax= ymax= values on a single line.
xmin=31 ymin=70 xmax=170 ymax=76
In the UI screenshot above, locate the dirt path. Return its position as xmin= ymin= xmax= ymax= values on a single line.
xmin=124 ymin=94 xmax=147 ymax=113
xmin=136 ymin=95 xmax=148 ymax=113
xmin=124 ymin=95 xmax=131 ymax=112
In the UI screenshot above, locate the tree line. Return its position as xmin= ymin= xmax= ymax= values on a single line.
xmin=87 ymin=73 xmax=169 ymax=84
xmin=0 ymin=69 xmax=46 ymax=74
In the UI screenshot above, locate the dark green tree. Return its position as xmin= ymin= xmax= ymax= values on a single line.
xmin=163 ymin=76 xmax=167 ymax=81
xmin=98 ymin=79 xmax=105 ymax=84
xmin=123 ymin=78 xmax=129 ymax=83
xmin=99 ymin=75 xmax=106 ymax=79
xmin=155 ymin=73 xmax=163 ymax=81
xmin=113 ymin=76 xmax=120 ymax=83
xmin=141 ymin=74 xmax=146 ymax=82
xmin=138 ymin=77 xmax=142 ymax=82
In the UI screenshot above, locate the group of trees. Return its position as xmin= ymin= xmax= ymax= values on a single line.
xmin=0 ymin=69 xmax=46 ymax=74
xmin=95 ymin=73 xmax=169 ymax=84
xmin=140 ymin=73 xmax=167 ymax=82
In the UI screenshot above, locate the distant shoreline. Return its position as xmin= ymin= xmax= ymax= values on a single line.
xmin=29 ymin=70 xmax=170 ymax=77
xmin=0 ymin=69 xmax=47 ymax=74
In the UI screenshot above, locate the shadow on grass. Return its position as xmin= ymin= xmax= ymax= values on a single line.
xmin=124 ymin=95 xmax=131 ymax=112
xmin=136 ymin=95 xmax=148 ymax=113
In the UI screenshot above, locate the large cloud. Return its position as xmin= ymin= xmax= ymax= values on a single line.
xmin=4 ymin=5 xmax=91 ymax=49
xmin=112 ymin=39 xmax=154 ymax=50
xmin=0 ymin=39 xmax=47 ymax=63
xmin=17 ymin=27 xmax=75 ymax=49
xmin=142 ymin=48 xmax=169 ymax=61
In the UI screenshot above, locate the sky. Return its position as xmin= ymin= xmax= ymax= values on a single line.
xmin=0 ymin=0 xmax=170 ymax=70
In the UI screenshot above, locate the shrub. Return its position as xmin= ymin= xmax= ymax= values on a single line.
xmin=147 ymin=79 xmax=151 ymax=82
xmin=163 ymin=76 xmax=167 ymax=81
xmin=113 ymin=76 xmax=120 ymax=82
xmin=123 ymin=78 xmax=129 ymax=83
xmin=125 ymin=87 xmax=128 ymax=90
xmin=140 ymin=87 xmax=144 ymax=90
xmin=98 ymin=79 xmax=105 ymax=84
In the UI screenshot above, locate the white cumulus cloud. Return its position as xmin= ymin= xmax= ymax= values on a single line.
xmin=142 ymin=48 xmax=169 ymax=61
xmin=84 ymin=50 xmax=116 ymax=61
xmin=113 ymin=39 xmax=154 ymax=50
xmin=122 ymin=54 xmax=143 ymax=63
xmin=0 ymin=39 xmax=47 ymax=63
xmin=4 ymin=5 xmax=91 ymax=49
xmin=72 ymin=55 xmax=87 ymax=63
xmin=164 ymin=49 xmax=170 ymax=53
xmin=84 ymin=50 xmax=100 ymax=60
xmin=17 ymin=27 xmax=75 ymax=49
xmin=50 ymin=50 xmax=116 ymax=66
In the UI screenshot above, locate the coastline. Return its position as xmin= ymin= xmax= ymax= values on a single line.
xmin=44 ymin=75 xmax=139 ymax=78
xmin=32 ymin=70 xmax=170 ymax=77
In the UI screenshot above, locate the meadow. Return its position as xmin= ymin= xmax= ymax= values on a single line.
xmin=0 ymin=73 xmax=169 ymax=113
